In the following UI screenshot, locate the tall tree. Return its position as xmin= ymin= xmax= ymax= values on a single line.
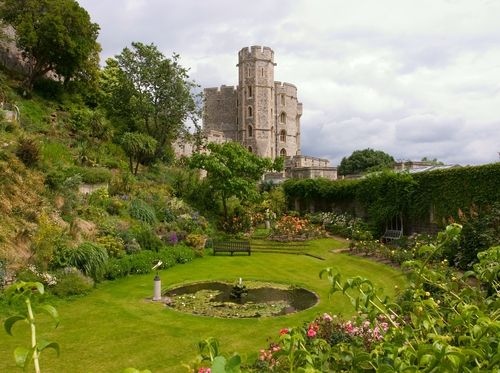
xmin=338 ymin=148 xmax=395 ymax=175
xmin=0 ymin=0 xmax=100 ymax=94
xmin=102 ymin=42 xmax=200 ymax=160
xmin=189 ymin=142 xmax=282 ymax=221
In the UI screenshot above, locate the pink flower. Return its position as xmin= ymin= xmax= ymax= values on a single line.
xmin=198 ymin=368 xmax=211 ymax=373
xmin=307 ymin=328 xmax=317 ymax=338
xmin=280 ymin=328 xmax=289 ymax=335
xmin=323 ymin=313 xmax=333 ymax=321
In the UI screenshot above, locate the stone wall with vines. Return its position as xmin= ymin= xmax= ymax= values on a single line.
xmin=283 ymin=163 xmax=500 ymax=234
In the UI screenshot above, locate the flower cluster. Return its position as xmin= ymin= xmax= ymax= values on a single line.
xmin=26 ymin=264 xmax=57 ymax=286
xmin=271 ymin=215 xmax=326 ymax=241
xmin=198 ymin=367 xmax=211 ymax=373
xmin=258 ymin=342 xmax=281 ymax=368
xmin=309 ymin=212 xmax=365 ymax=238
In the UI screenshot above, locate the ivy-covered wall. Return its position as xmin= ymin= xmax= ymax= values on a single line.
xmin=283 ymin=163 xmax=500 ymax=234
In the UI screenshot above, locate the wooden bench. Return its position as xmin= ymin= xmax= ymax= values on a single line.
xmin=381 ymin=229 xmax=403 ymax=243
xmin=212 ymin=241 xmax=251 ymax=256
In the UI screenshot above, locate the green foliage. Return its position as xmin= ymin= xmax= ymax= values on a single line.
xmin=16 ymin=136 xmax=41 ymax=167
xmin=31 ymin=214 xmax=66 ymax=270
xmin=68 ymin=108 xmax=112 ymax=142
xmin=96 ymin=235 xmax=125 ymax=258
xmin=284 ymin=163 xmax=500 ymax=237
xmin=338 ymin=148 xmax=395 ymax=175
xmin=356 ymin=171 xmax=416 ymax=234
xmin=228 ymin=224 xmax=500 ymax=373
xmin=121 ymin=132 xmax=157 ymax=175
xmin=189 ymin=142 xmax=277 ymax=221
xmin=50 ymin=268 xmax=94 ymax=297
xmin=78 ymin=167 xmax=112 ymax=184
xmin=102 ymin=42 xmax=200 ymax=160
xmin=64 ymin=242 xmax=109 ymax=281
xmin=410 ymin=163 xmax=500 ymax=221
xmin=104 ymin=246 xmax=189 ymax=280
xmin=0 ymin=0 xmax=100 ymax=93
xmin=3 ymin=281 xmax=60 ymax=372
xmin=128 ymin=224 xmax=163 ymax=252
xmin=129 ymin=198 xmax=157 ymax=225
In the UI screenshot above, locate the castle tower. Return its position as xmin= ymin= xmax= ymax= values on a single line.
xmin=274 ymin=82 xmax=302 ymax=158
xmin=237 ymin=46 xmax=276 ymax=158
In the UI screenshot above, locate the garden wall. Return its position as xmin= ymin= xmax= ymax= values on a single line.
xmin=283 ymin=163 xmax=500 ymax=235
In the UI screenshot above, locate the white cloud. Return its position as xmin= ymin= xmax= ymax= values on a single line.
xmin=77 ymin=0 xmax=500 ymax=166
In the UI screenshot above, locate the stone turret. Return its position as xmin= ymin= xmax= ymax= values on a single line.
xmin=237 ymin=46 xmax=277 ymax=158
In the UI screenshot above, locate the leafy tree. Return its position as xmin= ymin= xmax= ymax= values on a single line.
xmin=188 ymin=142 xmax=281 ymax=221
xmin=121 ymin=132 xmax=158 ymax=175
xmin=101 ymin=42 xmax=200 ymax=160
xmin=338 ymin=148 xmax=394 ymax=175
xmin=0 ymin=0 xmax=100 ymax=94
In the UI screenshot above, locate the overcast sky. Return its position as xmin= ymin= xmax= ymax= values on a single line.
xmin=77 ymin=0 xmax=500 ymax=166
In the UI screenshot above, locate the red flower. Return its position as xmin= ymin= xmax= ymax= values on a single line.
xmin=280 ymin=328 xmax=289 ymax=335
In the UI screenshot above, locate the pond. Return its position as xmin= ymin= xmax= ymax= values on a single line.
xmin=163 ymin=281 xmax=318 ymax=318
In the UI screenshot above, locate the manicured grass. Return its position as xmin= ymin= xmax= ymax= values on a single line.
xmin=0 ymin=238 xmax=405 ymax=373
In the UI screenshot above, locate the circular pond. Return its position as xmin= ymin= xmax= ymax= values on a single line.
xmin=163 ymin=281 xmax=318 ymax=318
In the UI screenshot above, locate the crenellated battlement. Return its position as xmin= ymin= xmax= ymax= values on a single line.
xmin=275 ymin=81 xmax=298 ymax=95
xmin=204 ymin=85 xmax=238 ymax=96
xmin=238 ymin=45 xmax=274 ymax=62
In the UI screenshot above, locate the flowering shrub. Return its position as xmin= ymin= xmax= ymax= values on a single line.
xmin=270 ymin=215 xmax=326 ymax=241
xmin=195 ymin=224 xmax=500 ymax=372
xmin=309 ymin=212 xmax=366 ymax=238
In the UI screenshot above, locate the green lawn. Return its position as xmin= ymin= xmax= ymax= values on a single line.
xmin=0 ymin=238 xmax=405 ymax=373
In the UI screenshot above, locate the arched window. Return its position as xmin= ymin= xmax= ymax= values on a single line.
xmin=280 ymin=148 xmax=287 ymax=157
xmin=248 ymin=125 xmax=253 ymax=138
xmin=248 ymin=106 xmax=253 ymax=117
xmin=280 ymin=112 xmax=286 ymax=123
xmin=248 ymin=86 xmax=252 ymax=98
xmin=248 ymin=146 xmax=253 ymax=153
xmin=281 ymin=94 xmax=286 ymax=106
xmin=280 ymin=130 xmax=286 ymax=142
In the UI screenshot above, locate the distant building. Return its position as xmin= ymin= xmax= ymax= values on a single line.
xmin=394 ymin=161 xmax=461 ymax=173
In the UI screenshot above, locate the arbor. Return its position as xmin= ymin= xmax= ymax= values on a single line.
xmin=101 ymin=42 xmax=200 ymax=160
xmin=0 ymin=0 xmax=100 ymax=93
xmin=188 ymin=142 xmax=281 ymax=221
xmin=338 ymin=148 xmax=394 ymax=175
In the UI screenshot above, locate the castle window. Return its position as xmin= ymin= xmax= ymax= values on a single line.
xmin=261 ymin=68 xmax=264 ymax=77
xmin=280 ymin=112 xmax=286 ymax=124
xmin=281 ymin=94 xmax=285 ymax=105
xmin=248 ymin=86 xmax=252 ymax=98
xmin=248 ymin=106 xmax=253 ymax=117
xmin=247 ymin=67 xmax=250 ymax=77
xmin=280 ymin=148 xmax=287 ymax=157
xmin=248 ymin=125 xmax=253 ymax=138
xmin=280 ymin=130 xmax=286 ymax=142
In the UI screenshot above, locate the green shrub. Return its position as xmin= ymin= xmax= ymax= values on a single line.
xmin=16 ymin=136 xmax=41 ymax=167
xmin=124 ymin=238 xmax=142 ymax=254
xmin=65 ymin=242 xmax=109 ymax=282
xmin=129 ymin=224 xmax=163 ymax=252
xmin=170 ymin=244 xmax=196 ymax=264
xmin=96 ymin=235 xmax=125 ymax=258
xmin=105 ymin=197 xmax=125 ymax=215
xmin=41 ymin=141 xmax=73 ymax=167
xmin=129 ymin=198 xmax=157 ymax=225
xmin=78 ymin=167 xmax=112 ymax=184
xmin=50 ymin=268 xmax=94 ymax=297
xmin=88 ymin=187 xmax=110 ymax=207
